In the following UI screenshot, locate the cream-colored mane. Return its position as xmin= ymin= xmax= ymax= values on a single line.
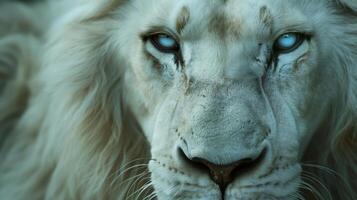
xmin=0 ymin=0 xmax=356 ymax=199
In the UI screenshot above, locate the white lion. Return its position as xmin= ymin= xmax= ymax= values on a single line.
xmin=0 ymin=0 xmax=356 ymax=199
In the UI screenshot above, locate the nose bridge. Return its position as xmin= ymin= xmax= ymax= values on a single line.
xmin=191 ymin=80 xmax=264 ymax=135
xmin=189 ymin=40 xmax=225 ymax=81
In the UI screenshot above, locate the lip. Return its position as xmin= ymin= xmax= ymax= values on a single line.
xmin=149 ymin=158 xmax=301 ymax=200
xmin=227 ymin=164 xmax=301 ymax=198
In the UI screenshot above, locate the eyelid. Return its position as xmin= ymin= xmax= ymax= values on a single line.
xmin=141 ymin=26 xmax=180 ymax=43
xmin=272 ymin=23 xmax=314 ymax=39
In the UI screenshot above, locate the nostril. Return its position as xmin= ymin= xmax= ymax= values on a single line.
xmin=178 ymin=147 xmax=267 ymax=192
xmin=229 ymin=148 xmax=267 ymax=178
xmin=178 ymin=147 xmax=209 ymax=172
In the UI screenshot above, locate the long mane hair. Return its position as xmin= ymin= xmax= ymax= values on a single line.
xmin=0 ymin=1 xmax=150 ymax=199
xmin=301 ymin=0 xmax=357 ymax=199
xmin=0 ymin=0 xmax=356 ymax=199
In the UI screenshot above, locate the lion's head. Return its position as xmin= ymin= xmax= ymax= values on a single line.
xmin=112 ymin=0 xmax=357 ymax=199
xmin=0 ymin=0 xmax=356 ymax=199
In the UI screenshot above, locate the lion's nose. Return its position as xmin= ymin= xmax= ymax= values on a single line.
xmin=179 ymin=148 xmax=266 ymax=192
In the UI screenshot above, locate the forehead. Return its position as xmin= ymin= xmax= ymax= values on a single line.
xmin=151 ymin=0 xmax=308 ymax=38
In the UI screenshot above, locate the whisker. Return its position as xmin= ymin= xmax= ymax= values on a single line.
xmin=300 ymin=180 xmax=324 ymax=200
xmin=302 ymin=171 xmax=332 ymax=200
xmin=111 ymin=163 xmax=148 ymax=185
xmin=126 ymin=177 xmax=151 ymax=199
xmin=301 ymin=162 xmax=350 ymax=185
xmin=301 ymin=162 xmax=352 ymax=198
xmin=135 ymin=180 xmax=154 ymax=200
xmin=301 ymin=163 xmax=339 ymax=176
xmin=142 ymin=187 xmax=157 ymax=200
xmin=118 ymin=171 xmax=149 ymax=188
xmin=111 ymin=157 xmax=150 ymax=176
xmin=143 ymin=191 xmax=157 ymax=200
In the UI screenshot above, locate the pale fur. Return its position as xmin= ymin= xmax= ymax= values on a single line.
xmin=0 ymin=0 xmax=356 ymax=200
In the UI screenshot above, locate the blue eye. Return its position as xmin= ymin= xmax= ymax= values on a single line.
xmin=158 ymin=35 xmax=176 ymax=48
xmin=274 ymin=33 xmax=305 ymax=53
xmin=278 ymin=34 xmax=297 ymax=48
xmin=149 ymin=33 xmax=180 ymax=53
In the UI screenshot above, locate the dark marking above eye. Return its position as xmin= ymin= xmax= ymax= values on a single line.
xmin=176 ymin=6 xmax=190 ymax=34
xmin=259 ymin=6 xmax=274 ymax=33
xmin=259 ymin=6 xmax=273 ymax=25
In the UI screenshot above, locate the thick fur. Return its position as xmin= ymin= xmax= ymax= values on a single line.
xmin=0 ymin=0 xmax=356 ymax=199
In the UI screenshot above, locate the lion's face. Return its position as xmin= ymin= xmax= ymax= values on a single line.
xmin=118 ymin=0 xmax=339 ymax=199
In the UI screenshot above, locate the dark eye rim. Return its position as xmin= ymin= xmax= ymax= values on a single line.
xmin=142 ymin=29 xmax=181 ymax=54
xmin=273 ymin=32 xmax=307 ymax=54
